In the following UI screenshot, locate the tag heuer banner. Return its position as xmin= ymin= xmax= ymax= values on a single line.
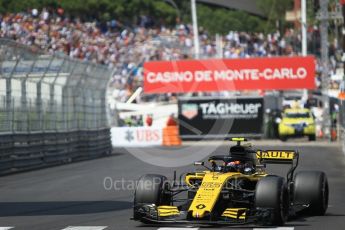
xmin=178 ymin=97 xmax=264 ymax=138
xmin=144 ymin=56 xmax=315 ymax=93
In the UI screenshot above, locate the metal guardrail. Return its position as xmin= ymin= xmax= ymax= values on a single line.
xmin=0 ymin=39 xmax=112 ymax=175
xmin=0 ymin=129 xmax=111 ymax=175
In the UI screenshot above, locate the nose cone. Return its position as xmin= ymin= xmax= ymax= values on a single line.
xmin=191 ymin=207 xmax=208 ymax=218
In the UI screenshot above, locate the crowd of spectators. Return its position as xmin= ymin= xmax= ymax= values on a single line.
xmin=0 ymin=8 xmax=339 ymax=103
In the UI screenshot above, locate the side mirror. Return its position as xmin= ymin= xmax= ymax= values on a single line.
xmin=194 ymin=161 xmax=204 ymax=166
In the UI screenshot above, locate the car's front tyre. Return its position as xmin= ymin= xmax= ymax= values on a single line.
xmin=133 ymin=174 xmax=171 ymax=219
xmin=255 ymin=176 xmax=289 ymax=225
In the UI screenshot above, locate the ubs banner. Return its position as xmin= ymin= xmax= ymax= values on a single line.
xmin=178 ymin=97 xmax=264 ymax=138
xmin=111 ymin=127 xmax=162 ymax=146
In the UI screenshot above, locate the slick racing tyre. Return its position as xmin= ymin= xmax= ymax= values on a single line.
xmin=308 ymin=135 xmax=316 ymax=141
xmin=279 ymin=136 xmax=287 ymax=142
xmin=133 ymin=174 xmax=171 ymax=219
xmin=134 ymin=174 xmax=171 ymax=206
xmin=294 ymin=171 xmax=329 ymax=215
xmin=255 ymin=176 xmax=289 ymax=225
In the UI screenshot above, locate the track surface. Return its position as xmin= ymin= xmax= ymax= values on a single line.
xmin=0 ymin=141 xmax=344 ymax=230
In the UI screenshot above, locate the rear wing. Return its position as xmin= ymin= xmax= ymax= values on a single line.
xmin=256 ymin=150 xmax=298 ymax=164
xmin=256 ymin=150 xmax=299 ymax=182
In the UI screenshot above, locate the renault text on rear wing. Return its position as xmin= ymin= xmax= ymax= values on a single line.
xmin=256 ymin=150 xmax=299 ymax=164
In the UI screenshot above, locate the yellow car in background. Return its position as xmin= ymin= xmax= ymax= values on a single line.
xmin=278 ymin=108 xmax=316 ymax=141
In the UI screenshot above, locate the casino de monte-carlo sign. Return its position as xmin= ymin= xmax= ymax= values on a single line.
xmin=143 ymin=56 xmax=315 ymax=93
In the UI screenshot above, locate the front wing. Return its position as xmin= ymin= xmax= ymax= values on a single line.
xmin=133 ymin=204 xmax=273 ymax=226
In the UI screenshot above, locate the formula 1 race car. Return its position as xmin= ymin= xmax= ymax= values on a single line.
xmin=132 ymin=138 xmax=329 ymax=226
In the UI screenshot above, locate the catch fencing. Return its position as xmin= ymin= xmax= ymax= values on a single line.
xmin=0 ymin=39 xmax=111 ymax=174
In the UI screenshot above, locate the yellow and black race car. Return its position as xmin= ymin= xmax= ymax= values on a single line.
xmin=132 ymin=138 xmax=328 ymax=226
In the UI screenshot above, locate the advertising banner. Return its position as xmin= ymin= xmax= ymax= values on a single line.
xmin=111 ymin=127 xmax=162 ymax=147
xmin=178 ymin=97 xmax=264 ymax=138
xmin=144 ymin=56 xmax=315 ymax=93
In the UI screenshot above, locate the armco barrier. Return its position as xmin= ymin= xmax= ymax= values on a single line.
xmin=0 ymin=129 xmax=111 ymax=175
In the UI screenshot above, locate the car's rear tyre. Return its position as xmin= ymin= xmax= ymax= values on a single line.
xmin=308 ymin=135 xmax=316 ymax=141
xmin=294 ymin=171 xmax=328 ymax=215
xmin=133 ymin=174 xmax=171 ymax=219
xmin=255 ymin=176 xmax=289 ymax=225
xmin=279 ymin=136 xmax=287 ymax=142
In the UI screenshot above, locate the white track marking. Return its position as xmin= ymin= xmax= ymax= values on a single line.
xmin=253 ymin=228 xmax=294 ymax=230
xmin=0 ymin=228 xmax=14 ymax=230
xmin=158 ymin=228 xmax=199 ymax=230
xmin=62 ymin=227 xmax=107 ymax=230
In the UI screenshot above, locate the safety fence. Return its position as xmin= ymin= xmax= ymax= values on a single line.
xmin=0 ymin=39 xmax=112 ymax=175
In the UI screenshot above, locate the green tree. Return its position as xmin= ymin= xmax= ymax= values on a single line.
xmin=182 ymin=3 xmax=267 ymax=35
xmin=0 ymin=0 xmax=285 ymax=34
xmin=257 ymin=0 xmax=293 ymax=33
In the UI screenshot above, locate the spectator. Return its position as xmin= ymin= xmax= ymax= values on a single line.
xmin=145 ymin=114 xmax=153 ymax=127
xmin=166 ymin=114 xmax=177 ymax=126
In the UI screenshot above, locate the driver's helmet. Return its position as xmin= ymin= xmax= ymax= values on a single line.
xmin=225 ymin=160 xmax=242 ymax=172
xmin=225 ymin=161 xmax=255 ymax=174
